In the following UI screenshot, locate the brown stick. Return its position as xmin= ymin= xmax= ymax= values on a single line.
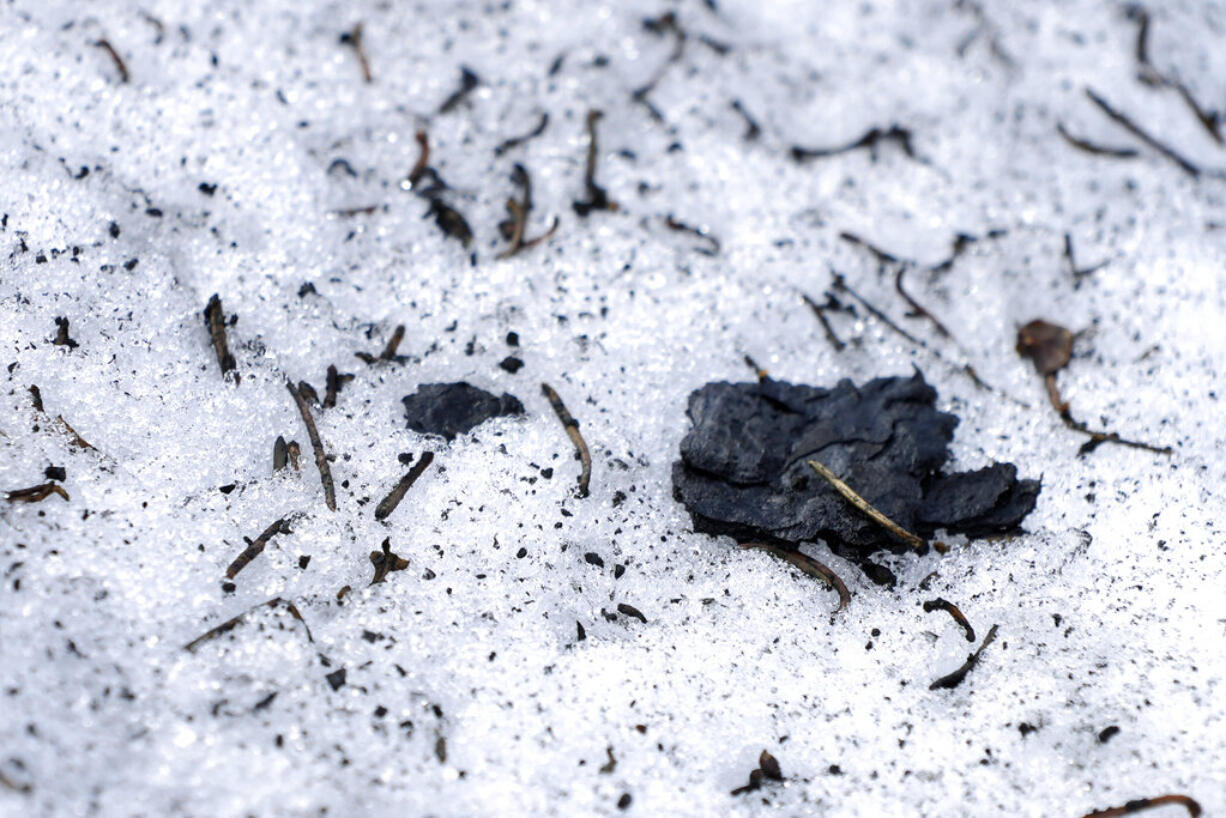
xmin=922 ymin=597 xmax=976 ymax=642
xmin=741 ymin=542 xmax=850 ymax=612
xmin=1080 ymin=794 xmax=1202 ymax=818
xmin=1056 ymin=122 xmax=1139 ymax=158
xmin=95 ymin=39 xmax=129 ymax=83
xmin=807 ymin=459 xmax=926 ymax=551
xmin=374 ymin=452 xmax=435 ymax=521
xmin=542 ymin=383 xmax=591 ymax=498
xmin=203 ymin=294 xmax=239 ymax=384
xmin=895 ymin=266 xmax=953 ymax=340
xmin=287 ymin=381 xmax=337 ymax=510
xmin=341 ymin=23 xmax=372 ymax=83
xmin=184 ymin=597 xmax=313 ymax=652
xmin=5 ymin=483 xmax=70 ymax=504
xmin=225 ymin=517 xmax=292 ymax=579
xmin=929 ymin=624 xmax=999 ymax=690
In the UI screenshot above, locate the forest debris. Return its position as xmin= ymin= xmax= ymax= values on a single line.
xmin=1128 ymin=6 xmax=1221 ymax=145
xmin=339 ymin=23 xmax=372 ymax=83
xmin=374 ymin=451 xmax=435 ymax=521
xmin=616 ymin=603 xmax=647 ymax=623
xmin=52 ymin=317 xmax=79 ymax=349
xmin=225 ymin=517 xmax=293 ymax=579
xmin=741 ymin=542 xmax=850 ymax=612
xmin=664 ymin=215 xmax=720 ymax=256
xmin=287 ymin=441 xmax=301 ymax=471
xmin=573 ymin=110 xmax=618 ymax=216
xmin=274 ymin=436 xmax=289 ymax=471
xmin=494 ymin=113 xmax=550 ymax=156
xmin=369 ymin=537 xmax=410 ymax=584
xmin=541 ymin=383 xmax=591 ymax=498
xmin=95 ymin=39 xmax=129 ymax=83
xmin=403 ymin=383 xmax=524 ymax=440
xmin=1064 ymin=233 xmax=1108 ymax=282
xmin=184 ymin=597 xmax=313 ymax=652
xmin=801 ymin=292 xmax=846 ymax=352
xmin=5 ymin=483 xmax=70 ymax=504
xmin=672 ymin=375 xmax=1039 ymax=575
xmin=1056 ymin=122 xmax=1140 ymax=158
xmin=1080 ymin=794 xmax=1202 ymax=818
xmin=631 ymin=11 xmax=687 ymax=121
xmin=730 ymin=99 xmax=761 ymax=141
xmin=324 ymin=364 xmax=353 ymax=407
xmin=1084 ymin=88 xmax=1200 ymax=177
xmin=922 ymin=597 xmax=976 ymax=642
xmin=438 ymin=66 xmax=480 ymax=114
xmin=808 ymin=460 xmax=928 ymax=551
xmin=731 ymin=750 xmax=784 ymax=795
xmin=203 ymin=294 xmax=239 ymax=384
xmin=1016 ymin=319 xmax=1171 ymax=455
xmin=425 ymin=199 xmax=473 ymax=247
xmin=287 ymin=381 xmax=337 ymax=510
xmin=929 ymin=623 xmax=999 ymax=690
xmin=792 ymin=126 xmax=915 ymax=163
xmin=497 ymin=163 xmax=559 ymax=259
xmin=356 ymin=325 xmax=407 ymax=365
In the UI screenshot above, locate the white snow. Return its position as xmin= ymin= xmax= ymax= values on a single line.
xmin=2 ymin=0 xmax=1225 ymax=815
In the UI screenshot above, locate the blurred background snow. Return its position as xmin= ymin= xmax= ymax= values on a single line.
xmin=1 ymin=0 xmax=1225 ymax=815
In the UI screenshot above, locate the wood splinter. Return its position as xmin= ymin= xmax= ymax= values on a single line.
xmin=741 ymin=542 xmax=850 ymax=612
xmin=287 ymin=381 xmax=337 ymax=511
xmin=5 ymin=483 xmax=70 ymax=504
xmin=374 ymin=451 xmax=435 ymax=520
xmin=225 ymin=517 xmax=294 ymax=579
xmin=541 ymin=383 xmax=591 ymax=498
xmin=203 ymin=294 xmax=239 ymax=384
xmin=807 ymin=459 xmax=933 ymax=552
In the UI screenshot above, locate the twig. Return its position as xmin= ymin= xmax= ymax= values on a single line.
xmin=287 ymin=381 xmax=337 ymax=511
xmin=923 ymin=598 xmax=975 ymax=642
xmin=800 ymin=292 xmax=845 ymax=352
xmin=1064 ymin=233 xmax=1108 ymax=281
xmin=730 ymin=99 xmax=761 ymax=141
xmin=664 ymin=215 xmax=720 ymax=256
xmin=1085 ymin=88 xmax=1201 ymax=177
xmin=895 ymin=266 xmax=953 ymax=340
xmin=1056 ymin=122 xmax=1140 ymax=158
xmin=792 ymin=126 xmax=916 ymax=163
xmin=369 ymin=537 xmax=410 ymax=584
xmin=407 ymin=130 xmax=431 ymax=190
xmin=1080 ymin=794 xmax=1202 ymax=818
xmin=95 ymin=39 xmax=129 ymax=83
xmin=808 ymin=459 xmax=927 ymax=551
xmin=438 ymin=66 xmax=480 ymax=114
xmin=498 ymin=164 xmax=559 ymax=259
xmin=5 ymin=483 xmax=70 ymax=504
xmin=929 ymin=623 xmax=999 ymax=690
xmin=494 ymin=113 xmax=550 ymax=156
xmin=339 ymin=23 xmax=372 ymax=83
xmin=225 ymin=517 xmax=293 ymax=579
xmin=741 ymin=542 xmax=850 ymax=612
xmin=541 ymin=383 xmax=591 ymax=498
xmin=184 ymin=597 xmax=313 ymax=652
xmin=374 ymin=451 xmax=435 ymax=521
xmin=631 ymin=12 xmax=686 ymax=121
xmin=323 ymin=364 xmax=352 ymax=408
xmin=381 ymin=325 xmax=405 ymax=361
xmin=203 ymin=294 xmax=239 ymax=384
xmin=573 ymin=110 xmax=618 ymax=216
xmin=838 ymin=230 xmax=900 ymax=264
xmin=1128 ymin=6 xmax=1222 ymax=145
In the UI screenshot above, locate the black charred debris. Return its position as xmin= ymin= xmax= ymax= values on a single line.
xmin=672 ymin=373 xmax=1039 ymax=581
xmin=403 ymin=382 xmax=524 ymax=441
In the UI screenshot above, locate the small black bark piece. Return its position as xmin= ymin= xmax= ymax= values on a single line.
xmin=671 ymin=374 xmax=1039 ymax=569
xmin=403 ymin=382 xmax=524 ymax=440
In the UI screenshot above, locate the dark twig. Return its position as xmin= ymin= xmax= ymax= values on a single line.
xmin=1128 ymin=6 xmax=1222 ymax=145
xmin=792 ymin=126 xmax=916 ymax=163
xmin=929 ymin=623 xmax=999 ymax=690
xmin=573 ymin=110 xmax=618 ymax=216
xmin=1064 ymin=233 xmax=1108 ymax=282
xmin=5 ymin=483 xmax=70 ymax=504
xmin=339 ymin=24 xmax=372 ymax=83
xmin=29 ymin=385 xmax=44 ymax=412
xmin=498 ymin=164 xmax=559 ymax=259
xmin=923 ymin=598 xmax=976 ymax=642
xmin=541 ymin=383 xmax=591 ymax=498
xmin=1080 ymin=794 xmax=1202 ymax=818
xmin=381 ymin=325 xmax=405 ymax=361
xmin=52 ymin=317 xmax=79 ymax=349
xmin=730 ymin=99 xmax=761 ymax=141
xmin=1056 ymin=122 xmax=1140 ymax=158
xmin=374 ymin=451 xmax=435 ymax=521
xmin=494 ymin=113 xmax=550 ymax=156
xmin=731 ymin=750 xmax=784 ymax=796
xmin=1085 ymin=88 xmax=1200 ymax=177
xmin=287 ymin=381 xmax=337 ymax=511
xmin=632 ymin=12 xmax=687 ymax=121
xmin=203 ymin=294 xmax=239 ymax=384
xmin=407 ymin=131 xmax=431 ymax=191
xmin=741 ymin=542 xmax=850 ymax=612
xmin=838 ymin=231 xmax=900 ymax=265
xmin=438 ymin=66 xmax=480 ymax=114
xmin=184 ymin=597 xmax=313 ymax=652
xmin=225 ymin=518 xmax=293 ymax=579
xmin=895 ymin=266 xmax=953 ymax=340
xmin=95 ymin=39 xmax=129 ymax=83
xmin=664 ymin=215 xmax=720 ymax=256
xmin=323 ymin=364 xmax=352 ymax=408
xmin=800 ymin=292 xmax=845 ymax=352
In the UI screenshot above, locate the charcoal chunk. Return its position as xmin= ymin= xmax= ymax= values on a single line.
xmin=403 ymin=382 xmax=524 ymax=440
xmin=672 ymin=373 xmax=1039 ymax=565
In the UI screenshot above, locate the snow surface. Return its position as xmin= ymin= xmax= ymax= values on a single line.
xmin=2 ymin=0 xmax=1225 ymax=815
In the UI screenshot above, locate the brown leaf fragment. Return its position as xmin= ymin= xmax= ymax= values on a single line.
xmin=1081 ymin=794 xmax=1202 ymax=818
xmin=5 ymin=483 xmax=70 ymax=504
xmin=758 ymin=750 xmax=783 ymax=781
xmin=1016 ymin=319 xmax=1072 ymax=377
xmin=369 ymin=537 xmax=410 ymax=584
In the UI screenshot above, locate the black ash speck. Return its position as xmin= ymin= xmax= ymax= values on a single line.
xmin=671 ymin=373 xmax=1039 ymax=573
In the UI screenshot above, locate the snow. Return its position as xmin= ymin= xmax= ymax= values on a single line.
xmin=1 ymin=0 xmax=1225 ymax=815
